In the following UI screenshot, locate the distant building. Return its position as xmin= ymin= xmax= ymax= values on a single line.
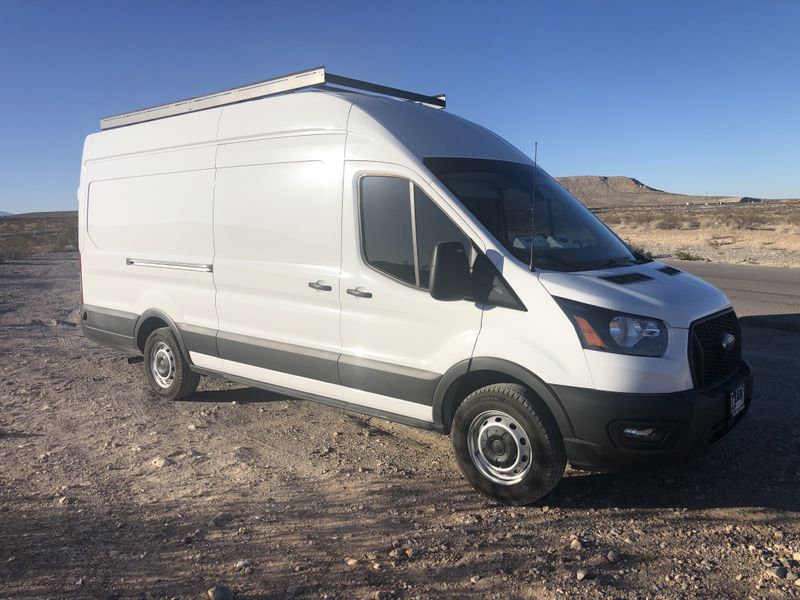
xmin=739 ymin=197 xmax=762 ymax=203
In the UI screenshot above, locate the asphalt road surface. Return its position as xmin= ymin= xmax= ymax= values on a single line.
xmin=667 ymin=259 xmax=800 ymax=330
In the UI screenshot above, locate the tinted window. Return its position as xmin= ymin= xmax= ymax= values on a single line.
xmin=360 ymin=177 xmax=415 ymax=284
xmin=414 ymin=187 xmax=470 ymax=288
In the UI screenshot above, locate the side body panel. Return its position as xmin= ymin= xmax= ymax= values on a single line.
xmin=80 ymin=109 xmax=221 ymax=347
xmin=470 ymin=258 xmax=596 ymax=390
xmin=212 ymin=133 xmax=345 ymax=379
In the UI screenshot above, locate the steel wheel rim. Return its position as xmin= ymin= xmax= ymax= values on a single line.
xmin=150 ymin=341 xmax=176 ymax=389
xmin=467 ymin=410 xmax=533 ymax=486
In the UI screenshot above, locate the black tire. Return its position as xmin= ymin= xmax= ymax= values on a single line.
xmin=451 ymin=383 xmax=566 ymax=505
xmin=143 ymin=327 xmax=199 ymax=400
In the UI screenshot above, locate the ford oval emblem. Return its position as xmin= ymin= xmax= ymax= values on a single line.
xmin=721 ymin=333 xmax=736 ymax=351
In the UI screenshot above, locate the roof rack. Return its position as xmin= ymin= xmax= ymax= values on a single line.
xmin=99 ymin=66 xmax=446 ymax=130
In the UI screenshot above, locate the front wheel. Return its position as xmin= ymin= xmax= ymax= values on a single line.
xmin=451 ymin=383 xmax=566 ymax=505
xmin=143 ymin=327 xmax=200 ymax=400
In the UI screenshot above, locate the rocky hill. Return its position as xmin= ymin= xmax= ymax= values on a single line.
xmin=4 ymin=210 xmax=77 ymax=219
xmin=554 ymin=176 xmax=730 ymax=208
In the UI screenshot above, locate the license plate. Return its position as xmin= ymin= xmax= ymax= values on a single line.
xmin=729 ymin=384 xmax=745 ymax=418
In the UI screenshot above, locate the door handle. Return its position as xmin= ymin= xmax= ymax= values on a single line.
xmin=308 ymin=281 xmax=332 ymax=292
xmin=346 ymin=287 xmax=373 ymax=299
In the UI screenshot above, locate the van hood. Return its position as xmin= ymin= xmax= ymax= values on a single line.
xmin=537 ymin=261 xmax=730 ymax=329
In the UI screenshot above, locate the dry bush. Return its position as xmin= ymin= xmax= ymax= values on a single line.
xmin=0 ymin=216 xmax=78 ymax=260
xmin=674 ymin=249 xmax=705 ymax=261
xmin=597 ymin=211 xmax=622 ymax=226
xmin=626 ymin=242 xmax=654 ymax=258
xmin=684 ymin=218 xmax=701 ymax=229
xmin=656 ymin=214 xmax=683 ymax=230
xmin=729 ymin=212 xmax=768 ymax=230
xmin=622 ymin=210 xmax=660 ymax=227
xmin=50 ymin=228 xmax=78 ymax=251
xmin=0 ymin=234 xmax=36 ymax=260
xmin=783 ymin=210 xmax=800 ymax=228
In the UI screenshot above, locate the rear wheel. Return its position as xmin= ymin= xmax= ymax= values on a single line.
xmin=451 ymin=383 xmax=566 ymax=505
xmin=143 ymin=327 xmax=199 ymax=400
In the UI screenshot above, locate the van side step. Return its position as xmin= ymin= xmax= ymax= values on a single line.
xmin=100 ymin=66 xmax=446 ymax=130
xmin=191 ymin=366 xmax=440 ymax=432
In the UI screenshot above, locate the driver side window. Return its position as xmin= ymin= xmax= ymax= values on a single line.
xmin=360 ymin=176 xmax=470 ymax=290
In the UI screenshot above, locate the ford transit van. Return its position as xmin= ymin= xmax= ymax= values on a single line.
xmin=78 ymin=68 xmax=753 ymax=504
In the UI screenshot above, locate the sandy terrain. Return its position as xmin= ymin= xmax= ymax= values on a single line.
xmin=1 ymin=254 xmax=799 ymax=600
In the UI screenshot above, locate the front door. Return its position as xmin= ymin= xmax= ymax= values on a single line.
xmin=338 ymin=162 xmax=484 ymax=422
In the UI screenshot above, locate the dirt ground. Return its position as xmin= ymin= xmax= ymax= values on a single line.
xmin=1 ymin=253 xmax=799 ymax=599
xmin=596 ymin=201 xmax=800 ymax=268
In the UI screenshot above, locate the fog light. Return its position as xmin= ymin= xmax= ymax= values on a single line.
xmin=622 ymin=427 xmax=658 ymax=440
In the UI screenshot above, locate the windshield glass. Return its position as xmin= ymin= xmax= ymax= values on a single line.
xmin=424 ymin=158 xmax=647 ymax=272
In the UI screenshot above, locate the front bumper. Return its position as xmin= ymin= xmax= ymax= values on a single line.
xmin=554 ymin=360 xmax=753 ymax=470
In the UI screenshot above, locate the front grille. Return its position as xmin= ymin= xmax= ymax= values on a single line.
xmin=689 ymin=309 xmax=742 ymax=390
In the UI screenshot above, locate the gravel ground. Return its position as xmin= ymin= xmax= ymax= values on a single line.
xmin=1 ymin=253 xmax=799 ymax=599
xmin=617 ymin=225 xmax=800 ymax=269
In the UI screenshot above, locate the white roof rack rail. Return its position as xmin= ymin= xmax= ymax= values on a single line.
xmin=99 ymin=66 xmax=446 ymax=130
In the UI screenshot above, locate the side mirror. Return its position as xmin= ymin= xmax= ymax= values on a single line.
xmin=429 ymin=242 xmax=471 ymax=301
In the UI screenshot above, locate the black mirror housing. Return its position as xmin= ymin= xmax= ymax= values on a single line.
xmin=429 ymin=242 xmax=471 ymax=301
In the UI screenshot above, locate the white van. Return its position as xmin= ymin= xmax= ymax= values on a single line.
xmin=78 ymin=68 xmax=753 ymax=504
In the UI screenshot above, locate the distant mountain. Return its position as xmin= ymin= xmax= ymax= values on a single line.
xmin=4 ymin=210 xmax=77 ymax=219
xmin=554 ymin=176 xmax=724 ymax=208
xmin=554 ymin=176 xmax=800 ymax=208
xmin=0 ymin=211 xmax=12 ymax=218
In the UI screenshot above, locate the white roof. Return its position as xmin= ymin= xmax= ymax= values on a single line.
xmin=85 ymin=89 xmax=531 ymax=168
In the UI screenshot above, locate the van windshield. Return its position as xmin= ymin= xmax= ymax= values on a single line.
xmin=424 ymin=157 xmax=648 ymax=272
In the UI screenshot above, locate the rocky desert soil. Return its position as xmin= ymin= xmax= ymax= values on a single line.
xmin=597 ymin=201 xmax=800 ymax=269
xmin=1 ymin=253 xmax=799 ymax=599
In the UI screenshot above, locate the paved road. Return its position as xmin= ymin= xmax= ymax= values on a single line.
xmin=666 ymin=259 xmax=800 ymax=331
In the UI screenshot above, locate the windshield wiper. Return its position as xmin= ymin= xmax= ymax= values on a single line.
xmin=532 ymin=253 xmax=583 ymax=271
xmin=589 ymin=256 xmax=637 ymax=270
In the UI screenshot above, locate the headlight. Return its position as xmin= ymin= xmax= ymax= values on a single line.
xmin=555 ymin=298 xmax=669 ymax=357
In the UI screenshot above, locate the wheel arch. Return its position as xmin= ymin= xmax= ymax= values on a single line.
xmin=432 ymin=358 xmax=575 ymax=438
xmin=134 ymin=309 xmax=192 ymax=364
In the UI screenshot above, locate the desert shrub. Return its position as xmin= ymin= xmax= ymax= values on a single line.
xmin=684 ymin=218 xmax=701 ymax=229
xmin=598 ymin=212 xmax=622 ymax=225
xmin=656 ymin=214 xmax=682 ymax=230
xmin=627 ymin=243 xmax=653 ymax=258
xmin=624 ymin=210 xmax=660 ymax=227
xmin=674 ymin=249 xmax=704 ymax=261
xmin=50 ymin=228 xmax=78 ymax=251
xmin=730 ymin=212 xmax=768 ymax=230
xmin=786 ymin=211 xmax=800 ymax=227
xmin=0 ymin=219 xmax=78 ymax=259
xmin=0 ymin=234 xmax=35 ymax=260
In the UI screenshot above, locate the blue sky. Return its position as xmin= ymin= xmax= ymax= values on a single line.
xmin=1 ymin=0 xmax=798 ymax=213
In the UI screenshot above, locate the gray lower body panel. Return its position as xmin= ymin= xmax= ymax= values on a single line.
xmin=192 ymin=366 xmax=437 ymax=430
xmin=80 ymin=305 xmax=441 ymax=408
xmin=81 ymin=305 xmax=138 ymax=353
xmin=216 ymin=330 xmax=341 ymax=385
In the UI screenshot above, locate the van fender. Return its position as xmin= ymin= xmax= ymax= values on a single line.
xmin=133 ymin=309 xmax=192 ymax=364
xmin=433 ymin=357 xmax=575 ymax=438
